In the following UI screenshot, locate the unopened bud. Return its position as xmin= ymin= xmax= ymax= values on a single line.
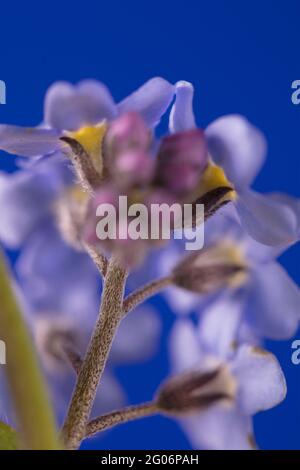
xmin=113 ymin=150 xmax=154 ymax=188
xmin=155 ymin=129 xmax=208 ymax=195
xmin=156 ymin=365 xmax=236 ymax=415
xmin=104 ymin=112 xmax=150 ymax=158
xmin=172 ymin=241 xmax=248 ymax=293
xmin=35 ymin=316 xmax=82 ymax=372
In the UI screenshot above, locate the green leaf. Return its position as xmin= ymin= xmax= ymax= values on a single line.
xmin=0 ymin=421 xmax=18 ymax=450
xmin=0 ymin=250 xmax=61 ymax=449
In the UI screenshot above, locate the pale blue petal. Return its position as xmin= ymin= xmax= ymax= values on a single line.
xmin=236 ymin=189 xmax=298 ymax=246
xmin=0 ymin=125 xmax=61 ymax=157
xmin=205 ymin=197 xmax=295 ymax=261
xmin=91 ymin=371 xmax=126 ymax=418
xmin=0 ymin=168 xmax=59 ymax=247
xmin=44 ymin=80 xmax=117 ymax=130
xmin=111 ymin=306 xmax=161 ymax=363
xmin=117 ymin=77 xmax=175 ymax=127
xmin=16 ymin=224 xmax=100 ymax=318
xmin=198 ymin=292 xmax=244 ymax=359
xmin=155 ymin=241 xmax=200 ymax=314
xmin=246 ymin=262 xmax=300 ymax=339
xmin=269 ymin=192 xmax=300 ymax=237
xmin=244 ymin=233 xmax=289 ymax=264
xmin=182 ymin=405 xmax=254 ymax=450
xmin=169 ymin=320 xmax=202 ymax=372
xmin=165 ymin=286 xmax=201 ymax=315
xmin=206 ymin=115 xmax=267 ymax=188
xmin=169 ymin=81 xmax=196 ymax=133
xmin=232 ymin=344 xmax=287 ymax=415
xmin=50 ymin=368 xmax=125 ymax=425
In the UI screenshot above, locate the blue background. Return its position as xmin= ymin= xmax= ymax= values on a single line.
xmin=0 ymin=0 xmax=300 ymax=450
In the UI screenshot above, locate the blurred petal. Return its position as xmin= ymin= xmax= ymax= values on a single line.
xmin=206 ymin=115 xmax=267 ymax=188
xmin=44 ymin=80 xmax=117 ymax=130
xmin=0 ymin=166 xmax=61 ymax=247
xmin=244 ymin=233 xmax=288 ymax=264
xmin=111 ymin=307 xmax=161 ymax=363
xmin=236 ymin=189 xmax=298 ymax=246
xmin=169 ymin=320 xmax=202 ymax=372
xmin=198 ymin=293 xmax=244 ymax=359
xmin=91 ymin=371 xmax=126 ymax=418
xmin=165 ymin=286 xmax=201 ymax=315
xmin=50 ymin=369 xmax=125 ymax=425
xmin=182 ymin=405 xmax=254 ymax=450
xmin=269 ymin=192 xmax=300 ymax=236
xmin=169 ymin=81 xmax=196 ymax=133
xmin=246 ymin=262 xmax=300 ymax=339
xmin=117 ymin=77 xmax=175 ymax=127
xmin=232 ymin=345 xmax=287 ymax=415
xmin=0 ymin=125 xmax=61 ymax=157
xmin=156 ymin=241 xmax=200 ymax=314
xmin=16 ymin=224 xmax=100 ymax=319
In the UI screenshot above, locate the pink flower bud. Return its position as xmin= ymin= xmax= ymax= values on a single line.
xmin=155 ymin=129 xmax=208 ymax=195
xmin=105 ymin=111 xmax=150 ymax=157
xmin=113 ymin=150 xmax=154 ymax=187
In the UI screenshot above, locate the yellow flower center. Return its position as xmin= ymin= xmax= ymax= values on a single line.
xmin=67 ymin=121 xmax=107 ymax=174
xmin=197 ymin=158 xmax=237 ymax=202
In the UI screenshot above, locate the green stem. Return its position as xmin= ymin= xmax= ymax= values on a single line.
xmin=0 ymin=249 xmax=61 ymax=449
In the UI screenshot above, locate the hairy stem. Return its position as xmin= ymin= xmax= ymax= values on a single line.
xmin=61 ymin=137 xmax=101 ymax=191
xmin=0 ymin=250 xmax=60 ymax=449
xmin=62 ymin=255 xmax=127 ymax=449
xmin=122 ymin=276 xmax=172 ymax=317
xmin=86 ymin=402 xmax=159 ymax=437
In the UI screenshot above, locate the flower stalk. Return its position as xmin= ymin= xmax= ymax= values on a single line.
xmin=86 ymin=402 xmax=158 ymax=437
xmin=62 ymin=254 xmax=127 ymax=449
xmin=122 ymin=276 xmax=173 ymax=316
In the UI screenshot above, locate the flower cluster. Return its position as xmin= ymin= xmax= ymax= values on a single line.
xmin=0 ymin=77 xmax=299 ymax=450
xmin=83 ymin=112 xmax=211 ymax=266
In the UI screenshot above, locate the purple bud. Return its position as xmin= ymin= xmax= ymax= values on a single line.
xmin=105 ymin=111 xmax=150 ymax=157
xmin=159 ymin=162 xmax=201 ymax=194
xmin=83 ymin=185 xmax=149 ymax=267
xmin=144 ymin=188 xmax=177 ymax=207
xmin=144 ymin=189 xmax=180 ymax=242
xmin=156 ymin=129 xmax=208 ymax=195
xmin=113 ymin=150 xmax=154 ymax=187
